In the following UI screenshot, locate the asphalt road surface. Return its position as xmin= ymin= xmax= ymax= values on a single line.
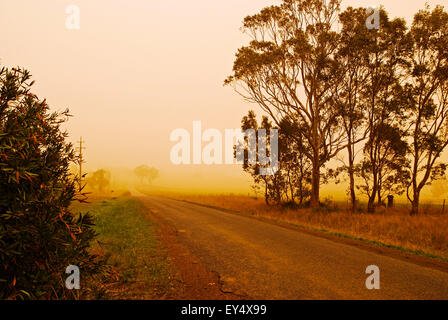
xmin=138 ymin=195 xmax=448 ymax=300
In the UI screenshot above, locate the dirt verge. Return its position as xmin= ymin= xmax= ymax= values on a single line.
xmin=143 ymin=204 xmax=247 ymax=300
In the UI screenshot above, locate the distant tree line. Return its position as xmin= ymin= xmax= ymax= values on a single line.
xmin=133 ymin=165 xmax=159 ymax=185
xmin=85 ymin=165 xmax=159 ymax=194
xmin=226 ymin=0 xmax=448 ymax=215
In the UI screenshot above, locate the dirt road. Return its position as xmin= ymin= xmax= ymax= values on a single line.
xmin=137 ymin=195 xmax=448 ymax=300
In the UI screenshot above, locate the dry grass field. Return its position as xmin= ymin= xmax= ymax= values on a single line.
xmin=158 ymin=193 xmax=448 ymax=261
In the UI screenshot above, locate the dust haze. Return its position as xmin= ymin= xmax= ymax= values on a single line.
xmin=1 ymin=0 xmax=446 ymax=200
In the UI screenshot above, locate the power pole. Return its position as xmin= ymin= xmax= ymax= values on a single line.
xmin=76 ymin=137 xmax=86 ymax=191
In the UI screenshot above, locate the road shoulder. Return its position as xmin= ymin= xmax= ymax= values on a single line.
xmin=140 ymin=197 xmax=247 ymax=300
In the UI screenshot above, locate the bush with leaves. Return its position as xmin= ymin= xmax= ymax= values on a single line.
xmin=0 ymin=66 xmax=103 ymax=299
xmin=238 ymin=111 xmax=312 ymax=206
xmin=87 ymin=169 xmax=111 ymax=192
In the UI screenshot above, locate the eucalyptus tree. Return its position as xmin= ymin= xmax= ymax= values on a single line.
xmin=237 ymin=111 xmax=312 ymax=205
xmin=331 ymin=7 xmax=371 ymax=212
xmin=354 ymin=9 xmax=411 ymax=213
xmin=226 ymin=0 xmax=346 ymax=208
xmin=278 ymin=117 xmax=312 ymax=205
xmin=239 ymin=111 xmax=284 ymax=205
xmin=404 ymin=5 xmax=448 ymax=215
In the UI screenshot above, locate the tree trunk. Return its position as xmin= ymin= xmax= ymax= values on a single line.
xmin=288 ymin=170 xmax=295 ymax=203
xmin=298 ymin=159 xmax=304 ymax=205
xmin=367 ymin=197 xmax=375 ymax=213
xmin=368 ymin=151 xmax=378 ymax=213
xmin=347 ymin=144 xmax=356 ymax=213
xmin=310 ymin=114 xmax=320 ymax=208
xmin=410 ymin=191 xmax=420 ymax=215
xmin=377 ymin=187 xmax=382 ymax=206
xmin=298 ymin=179 xmax=303 ymax=205
xmin=377 ymin=166 xmax=383 ymax=206
xmin=264 ymin=182 xmax=269 ymax=205
xmin=349 ymin=173 xmax=356 ymax=213
xmin=367 ymin=182 xmax=377 ymax=213
xmin=310 ymin=160 xmax=320 ymax=208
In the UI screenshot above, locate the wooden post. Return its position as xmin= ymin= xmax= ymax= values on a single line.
xmin=387 ymin=195 xmax=394 ymax=209
xmin=442 ymin=199 xmax=446 ymax=215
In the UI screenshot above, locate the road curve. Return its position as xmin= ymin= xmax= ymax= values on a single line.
xmin=137 ymin=195 xmax=448 ymax=300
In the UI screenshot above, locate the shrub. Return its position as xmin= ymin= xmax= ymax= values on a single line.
xmin=0 ymin=66 xmax=102 ymax=299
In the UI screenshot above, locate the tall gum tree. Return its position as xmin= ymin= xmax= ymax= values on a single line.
xmin=405 ymin=5 xmax=448 ymax=215
xmin=356 ymin=9 xmax=410 ymax=213
xmin=225 ymin=0 xmax=346 ymax=208
xmin=331 ymin=7 xmax=371 ymax=213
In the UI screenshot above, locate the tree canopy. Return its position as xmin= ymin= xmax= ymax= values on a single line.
xmin=227 ymin=1 xmax=448 ymax=214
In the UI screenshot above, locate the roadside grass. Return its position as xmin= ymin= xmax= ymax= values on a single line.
xmin=71 ymin=196 xmax=174 ymax=299
xmin=148 ymin=192 xmax=448 ymax=262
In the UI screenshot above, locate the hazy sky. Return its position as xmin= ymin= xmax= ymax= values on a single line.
xmin=1 ymin=0 xmax=447 ymax=195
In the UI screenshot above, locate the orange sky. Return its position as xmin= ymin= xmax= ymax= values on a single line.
xmin=1 ymin=0 xmax=447 ymax=198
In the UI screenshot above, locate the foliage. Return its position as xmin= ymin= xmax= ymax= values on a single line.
xmin=87 ymin=169 xmax=111 ymax=192
xmin=226 ymin=0 xmax=345 ymax=208
xmin=227 ymin=1 xmax=448 ymax=215
xmin=238 ymin=111 xmax=311 ymax=206
xmin=0 ymin=66 xmax=103 ymax=299
xmin=404 ymin=5 xmax=448 ymax=215
xmin=133 ymin=165 xmax=159 ymax=185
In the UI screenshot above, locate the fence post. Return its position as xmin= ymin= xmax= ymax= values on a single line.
xmin=387 ymin=195 xmax=394 ymax=209
xmin=442 ymin=199 xmax=446 ymax=215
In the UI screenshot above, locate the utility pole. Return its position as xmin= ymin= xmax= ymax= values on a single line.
xmin=76 ymin=137 xmax=86 ymax=191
